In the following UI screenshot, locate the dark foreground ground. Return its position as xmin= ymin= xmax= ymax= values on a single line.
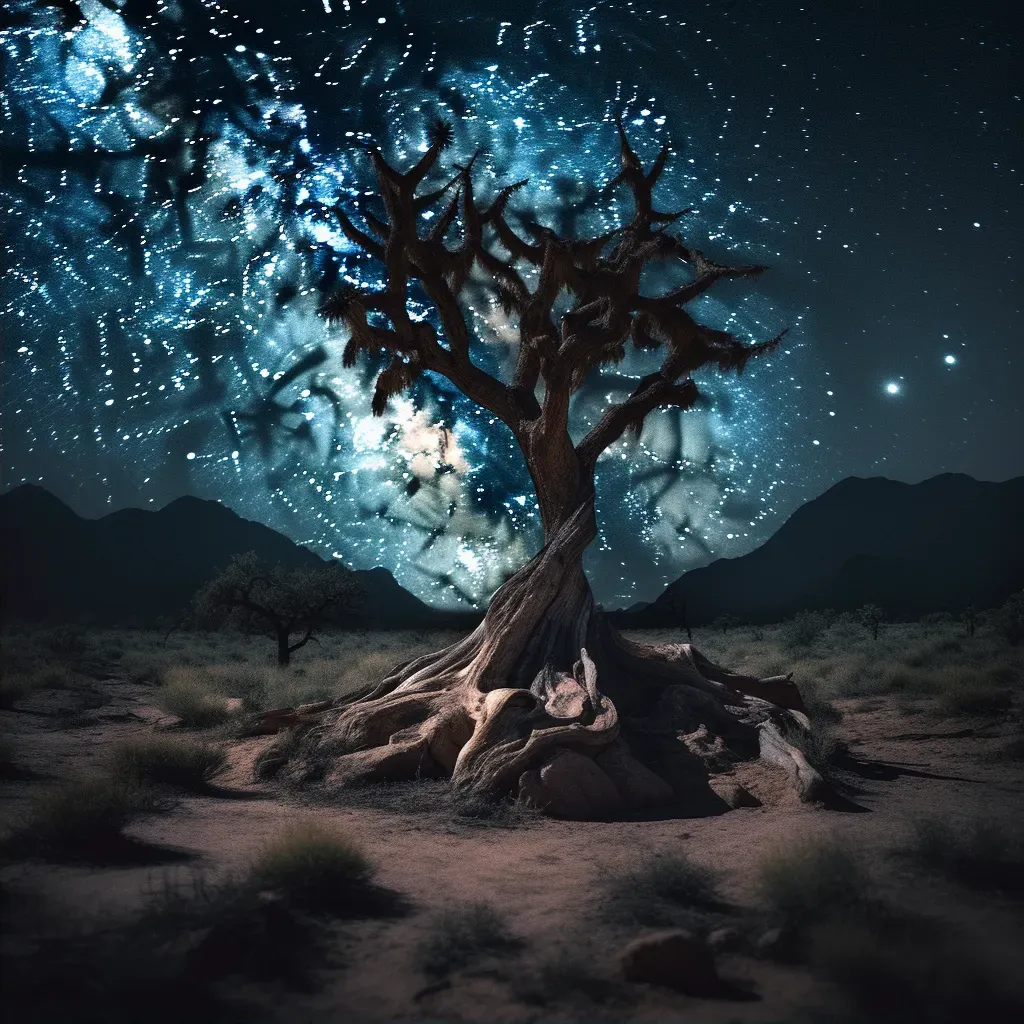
xmin=2 ymin=621 xmax=1023 ymax=1023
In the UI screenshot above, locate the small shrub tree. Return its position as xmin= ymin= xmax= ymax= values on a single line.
xmin=780 ymin=610 xmax=828 ymax=649
xmin=711 ymin=614 xmax=740 ymax=635
xmin=963 ymin=603 xmax=977 ymax=638
xmin=193 ymin=552 xmax=362 ymax=666
xmin=669 ymin=593 xmax=693 ymax=641
xmin=858 ymin=604 xmax=884 ymax=641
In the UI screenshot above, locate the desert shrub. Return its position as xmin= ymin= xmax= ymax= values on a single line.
xmin=904 ymin=817 xmax=1024 ymax=893
xmin=108 ymin=735 xmax=226 ymax=792
xmin=603 ymin=853 xmax=723 ymax=927
xmin=336 ymin=650 xmax=401 ymax=696
xmin=936 ymin=669 xmax=1012 ymax=715
xmin=779 ymin=610 xmax=829 ymax=650
xmin=419 ymin=901 xmax=522 ymax=977
xmin=156 ymin=668 xmax=232 ymax=728
xmin=250 ymin=822 xmax=374 ymax=915
xmin=876 ymin=664 xmax=938 ymax=695
xmin=9 ymin=777 xmax=162 ymax=861
xmin=758 ymin=838 xmax=868 ymax=931
xmin=994 ymin=591 xmax=1024 ymax=645
xmin=211 ymin=664 xmax=272 ymax=710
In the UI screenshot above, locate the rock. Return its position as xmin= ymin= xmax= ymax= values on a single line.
xmin=619 ymin=928 xmax=721 ymax=996
xmin=518 ymin=750 xmax=623 ymax=820
xmin=595 ymin=740 xmax=674 ymax=809
xmin=707 ymin=776 xmax=761 ymax=808
xmin=707 ymin=926 xmax=743 ymax=953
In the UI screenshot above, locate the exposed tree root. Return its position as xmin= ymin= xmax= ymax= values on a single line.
xmin=251 ymin=618 xmax=830 ymax=819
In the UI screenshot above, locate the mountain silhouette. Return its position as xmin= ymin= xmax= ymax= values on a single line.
xmin=618 ymin=473 xmax=1024 ymax=626
xmin=0 ymin=485 xmax=439 ymax=627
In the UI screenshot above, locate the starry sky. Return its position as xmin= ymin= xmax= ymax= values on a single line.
xmin=2 ymin=0 xmax=1020 ymax=609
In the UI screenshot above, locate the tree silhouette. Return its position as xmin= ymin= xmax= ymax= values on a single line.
xmin=259 ymin=116 xmax=826 ymax=817
xmin=858 ymin=603 xmax=884 ymax=641
xmin=193 ymin=553 xmax=361 ymax=667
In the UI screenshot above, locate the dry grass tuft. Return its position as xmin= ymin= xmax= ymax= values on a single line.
xmin=108 ymin=734 xmax=226 ymax=792
xmin=603 ymin=852 xmax=723 ymax=928
xmin=8 ymin=777 xmax=163 ymax=861
xmin=156 ymin=668 xmax=232 ymax=728
xmin=250 ymin=822 xmax=374 ymax=915
xmin=419 ymin=901 xmax=523 ymax=977
xmin=758 ymin=838 xmax=869 ymax=931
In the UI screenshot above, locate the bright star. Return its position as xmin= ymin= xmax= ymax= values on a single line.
xmin=944 ymin=354 xmax=957 ymax=366
xmin=885 ymin=382 xmax=901 ymax=395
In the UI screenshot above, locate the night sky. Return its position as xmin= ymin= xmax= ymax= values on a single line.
xmin=2 ymin=0 xmax=1020 ymax=609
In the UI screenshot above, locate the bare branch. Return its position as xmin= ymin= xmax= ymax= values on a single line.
xmin=577 ymin=375 xmax=701 ymax=468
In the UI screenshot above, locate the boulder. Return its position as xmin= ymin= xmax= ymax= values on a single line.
xmin=594 ymin=740 xmax=674 ymax=809
xmin=518 ymin=750 xmax=623 ymax=820
xmin=619 ymin=928 xmax=721 ymax=996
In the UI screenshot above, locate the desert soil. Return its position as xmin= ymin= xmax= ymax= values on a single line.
xmin=2 ymin=627 xmax=1023 ymax=1023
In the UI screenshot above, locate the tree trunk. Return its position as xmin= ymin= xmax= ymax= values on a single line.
xmin=254 ymin=434 xmax=828 ymax=817
xmin=277 ymin=629 xmax=291 ymax=668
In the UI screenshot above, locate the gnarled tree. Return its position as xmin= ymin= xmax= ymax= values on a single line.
xmin=194 ymin=552 xmax=361 ymax=667
xmin=260 ymin=117 xmax=827 ymax=817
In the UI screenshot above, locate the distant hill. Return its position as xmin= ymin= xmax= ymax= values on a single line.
xmin=616 ymin=474 xmax=1024 ymax=626
xmin=0 ymin=485 xmax=441 ymax=628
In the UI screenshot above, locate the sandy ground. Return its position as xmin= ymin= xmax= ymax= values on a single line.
xmin=2 ymin=630 xmax=1023 ymax=1022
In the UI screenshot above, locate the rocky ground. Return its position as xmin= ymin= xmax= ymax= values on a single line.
xmin=2 ymin=621 xmax=1023 ymax=1023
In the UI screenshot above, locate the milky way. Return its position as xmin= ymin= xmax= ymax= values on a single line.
xmin=3 ymin=1 xmax=1018 ymax=608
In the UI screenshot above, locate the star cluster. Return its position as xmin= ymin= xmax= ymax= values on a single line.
xmin=2 ymin=1 xmax=1019 ymax=608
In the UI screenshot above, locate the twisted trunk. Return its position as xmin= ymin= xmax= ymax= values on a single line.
xmin=254 ymin=425 xmax=827 ymax=817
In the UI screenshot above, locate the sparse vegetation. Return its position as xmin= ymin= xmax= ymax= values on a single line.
xmin=711 ymin=614 xmax=741 ymax=634
xmin=994 ymin=590 xmax=1024 ymax=646
xmin=603 ymin=852 xmax=723 ymax=927
xmin=937 ymin=670 xmax=1012 ymax=715
xmin=904 ymin=816 xmax=1024 ymax=894
xmin=779 ymin=609 xmax=829 ymax=649
xmin=758 ymin=838 xmax=869 ymax=931
xmin=108 ymin=734 xmax=227 ymax=791
xmin=8 ymin=777 xmax=163 ymax=861
xmin=250 ymin=822 xmax=374 ymax=915
xmin=450 ymin=789 xmax=543 ymax=827
xmin=155 ymin=668 xmax=233 ymax=728
xmin=418 ymin=901 xmax=522 ymax=977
